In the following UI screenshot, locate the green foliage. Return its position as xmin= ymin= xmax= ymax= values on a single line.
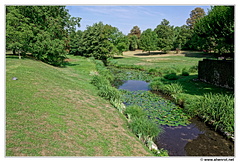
xmin=149 ymin=79 xmax=183 ymax=95
xmin=128 ymin=116 xmax=162 ymax=140
xmin=164 ymin=73 xmax=178 ymax=80
xmin=79 ymin=22 xmax=122 ymax=60
xmin=91 ymin=75 xmax=111 ymax=88
xmin=185 ymin=93 xmax=234 ymax=133
xmin=182 ymin=71 xmax=190 ymax=76
xmin=139 ymin=29 xmax=158 ymax=53
xmin=163 ymin=83 xmax=183 ymax=94
xmin=124 ymin=105 xmax=146 ymax=119
xmin=128 ymin=35 xmax=139 ymax=51
xmin=98 ymin=85 xmax=121 ymax=102
xmin=181 ymin=68 xmax=190 ymax=76
xmin=6 ymin=6 xmax=81 ymax=65
xmin=109 ymin=66 xmax=153 ymax=82
xmin=148 ymin=68 xmax=162 ymax=76
xmin=194 ymin=6 xmax=234 ymax=53
xmin=154 ymin=19 xmax=174 ymax=52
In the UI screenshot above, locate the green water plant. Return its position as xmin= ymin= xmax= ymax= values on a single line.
xmin=121 ymin=90 xmax=190 ymax=126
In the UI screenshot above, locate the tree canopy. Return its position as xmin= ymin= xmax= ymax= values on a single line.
xmin=194 ymin=6 xmax=234 ymax=54
xmin=154 ymin=19 xmax=174 ymax=52
xmin=6 ymin=6 xmax=81 ymax=66
xmin=139 ymin=29 xmax=158 ymax=54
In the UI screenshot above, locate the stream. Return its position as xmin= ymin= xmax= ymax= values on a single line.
xmin=117 ymin=80 xmax=234 ymax=156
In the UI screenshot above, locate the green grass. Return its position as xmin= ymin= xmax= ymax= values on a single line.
xmin=6 ymin=54 xmax=152 ymax=156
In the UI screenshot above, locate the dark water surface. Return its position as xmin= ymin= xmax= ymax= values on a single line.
xmin=117 ymin=80 xmax=234 ymax=156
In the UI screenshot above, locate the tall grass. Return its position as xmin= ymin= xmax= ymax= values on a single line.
xmin=128 ymin=116 xmax=163 ymax=143
xmin=149 ymin=79 xmax=183 ymax=95
xmin=185 ymin=93 xmax=234 ymax=134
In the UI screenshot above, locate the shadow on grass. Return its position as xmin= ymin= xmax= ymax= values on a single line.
xmin=134 ymin=51 xmax=166 ymax=56
xmin=62 ymin=61 xmax=79 ymax=67
xmin=182 ymin=51 xmax=216 ymax=59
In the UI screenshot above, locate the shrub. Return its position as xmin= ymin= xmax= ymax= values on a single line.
xmin=124 ymin=105 xmax=146 ymax=119
xmin=98 ymin=85 xmax=121 ymax=102
xmin=91 ymin=75 xmax=111 ymax=88
xmin=189 ymin=65 xmax=198 ymax=73
xmin=182 ymin=71 xmax=190 ymax=76
xmin=148 ymin=68 xmax=162 ymax=76
xmin=128 ymin=116 xmax=162 ymax=141
xmin=149 ymin=80 xmax=165 ymax=91
xmin=181 ymin=67 xmax=190 ymax=76
xmin=164 ymin=73 xmax=178 ymax=80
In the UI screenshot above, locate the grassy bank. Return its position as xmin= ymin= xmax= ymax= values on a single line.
xmin=6 ymin=54 xmax=152 ymax=156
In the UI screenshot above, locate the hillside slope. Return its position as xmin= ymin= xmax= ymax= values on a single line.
xmin=6 ymin=55 xmax=151 ymax=156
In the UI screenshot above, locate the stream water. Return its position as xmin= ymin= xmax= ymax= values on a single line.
xmin=117 ymin=80 xmax=234 ymax=156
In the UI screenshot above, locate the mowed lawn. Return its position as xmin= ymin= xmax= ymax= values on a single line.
xmin=6 ymin=55 xmax=152 ymax=156
xmin=114 ymin=50 xmax=215 ymax=71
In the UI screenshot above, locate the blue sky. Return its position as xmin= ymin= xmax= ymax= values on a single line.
xmin=66 ymin=5 xmax=211 ymax=35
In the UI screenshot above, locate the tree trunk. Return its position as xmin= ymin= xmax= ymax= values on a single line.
xmin=18 ymin=50 xmax=21 ymax=59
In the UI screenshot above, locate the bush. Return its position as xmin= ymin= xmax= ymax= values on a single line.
xmin=148 ymin=68 xmax=162 ymax=76
xmin=91 ymin=75 xmax=111 ymax=88
xmin=149 ymin=80 xmax=165 ymax=91
xmin=128 ymin=116 xmax=162 ymax=140
xmin=124 ymin=105 xmax=146 ymax=118
xmin=98 ymin=85 xmax=121 ymax=102
xmin=181 ymin=67 xmax=190 ymax=76
xmin=182 ymin=71 xmax=190 ymax=76
xmin=164 ymin=73 xmax=178 ymax=80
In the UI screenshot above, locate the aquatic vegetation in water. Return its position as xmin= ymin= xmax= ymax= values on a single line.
xmin=108 ymin=66 xmax=154 ymax=82
xmin=120 ymin=90 xmax=190 ymax=126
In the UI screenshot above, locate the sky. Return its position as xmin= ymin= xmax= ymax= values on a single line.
xmin=66 ymin=5 xmax=211 ymax=35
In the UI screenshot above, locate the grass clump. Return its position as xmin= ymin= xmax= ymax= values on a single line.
xmin=91 ymin=75 xmax=111 ymax=88
xmin=128 ymin=116 xmax=163 ymax=142
xmin=185 ymin=93 xmax=234 ymax=134
xmin=149 ymin=79 xmax=183 ymax=95
xmin=124 ymin=105 xmax=146 ymax=119
xmin=164 ymin=73 xmax=178 ymax=80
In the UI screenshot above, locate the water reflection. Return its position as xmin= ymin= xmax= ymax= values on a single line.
xmin=118 ymin=80 xmax=149 ymax=91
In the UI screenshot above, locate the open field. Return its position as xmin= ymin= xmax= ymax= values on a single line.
xmin=113 ymin=50 xmax=215 ymax=71
xmin=6 ymin=54 xmax=152 ymax=156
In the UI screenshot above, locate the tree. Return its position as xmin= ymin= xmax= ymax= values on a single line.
xmin=79 ymin=22 xmax=121 ymax=61
xmin=6 ymin=6 xmax=33 ymax=59
xmin=173 ymin=25 xmax=192 ymax=50
xmin=128 ymin=35 xmax=139 ymax=51
xmin=186 ymin=7 xmax=206 ymax=29
xmin=6 ymin=6 xmax=81 ymax=66
xmin=139 ymin=29 xmax=158 ymax=54
xmin=128 ymin=26 xmax=141 ymax=38
xmin=154 ymin=19 xmax=174 ymax=52
xmin=194 ymin=6 xmax=234 ymax=54
xmin=69 ymin=30 xmax=83 ymax=55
